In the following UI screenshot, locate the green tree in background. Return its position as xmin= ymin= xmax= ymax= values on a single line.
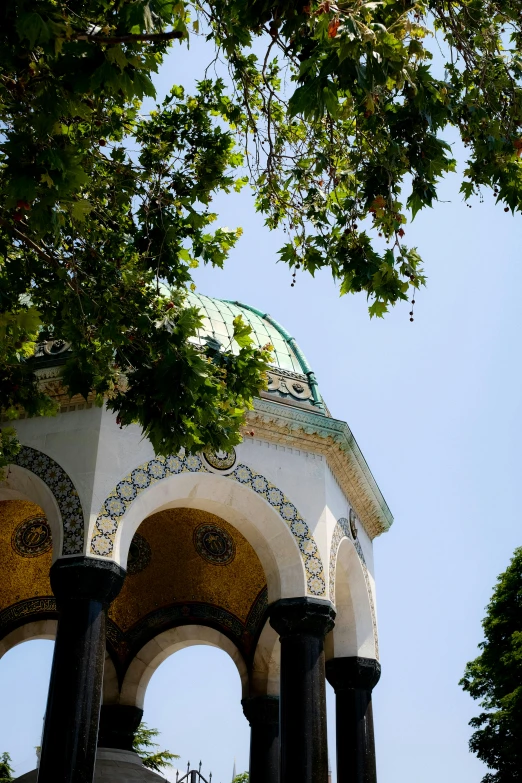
xmin=460 ymin=547 xmax=522 ymax=783
xmin=133 ymin=723 xmax=179 ymax=773
xmin=232 ymin=774 xmax=249 ymax=783
xmin=0 ymin=753 xmax=14 ymax=783
xmin=2 ymin=1 xmax=522 ymax=463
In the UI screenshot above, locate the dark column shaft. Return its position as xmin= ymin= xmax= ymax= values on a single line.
xmin=326 ymin=657 xmax=381 ymax=783
xmin=335 ymin=688 xmax=376 ymax=783
xmin=98 ymin=705 xmax=144 ymax=751
xmin=37 ymin=557 xmax=125 ymax=783
xmin=242 ymin=696 xmax=279 ymax=783
xmin=270 ymin=598 xmax=336 ymax=783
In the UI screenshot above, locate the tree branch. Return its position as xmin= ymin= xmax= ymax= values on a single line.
xmin=73 ymin=31 xmax=184 ymax=44
xmin=8 ymin=224 xmax=61 ymax=268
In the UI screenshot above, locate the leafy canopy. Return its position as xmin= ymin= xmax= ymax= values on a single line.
xmin=460 ymin=547 xmax=522 ymax=783
xmin=1 ymin=0 xmax=522 ymax=457
xmin=132 ymin=722 xmax=179 ymax=772
xmin=232 ymin=774 xmax=250 ymax=783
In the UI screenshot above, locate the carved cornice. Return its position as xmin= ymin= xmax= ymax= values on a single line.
xmin=244 ymin=398 xmax=393 ymax=540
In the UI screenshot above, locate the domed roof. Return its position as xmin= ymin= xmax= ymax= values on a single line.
xmin=187 ymin=293 xmax=325 ymax=413
xmin=187 ymin=293 xmax=306 ymax=373
xmin=188 ymin=293 xmax=325 ymax=413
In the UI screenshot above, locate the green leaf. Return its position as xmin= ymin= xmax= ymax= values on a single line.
xmin=15 ymin=12 xmax=50 ymax=47
xmin=233 ymin=315 xmax=253 ymax=348
xmin=70 ymin=200 xmax=93 ymax=222
xmin=368 ymin=300 xmax=389 ymax=318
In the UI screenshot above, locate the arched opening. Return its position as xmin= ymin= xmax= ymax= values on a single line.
xmin=115 ymin=625 xmax=249 ymax=709
xmin=142 ymin=644 xmax=250 ymax=781
xmin=102 ymin=470 xmax=310 ymax=601
xmin=106 ymin=506 xmax=269 ymax=691
xmin=329 ymin=537 xmax=376 ymax=659
xmin=0 ymin=638 xmax=54 ymax=778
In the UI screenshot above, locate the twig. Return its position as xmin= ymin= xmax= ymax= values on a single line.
xmin=73 ymin=31 xmax=184 ymax=44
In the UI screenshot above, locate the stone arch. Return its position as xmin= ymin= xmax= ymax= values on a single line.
xmin=103 ymin=653 xmax=119 ymax=705
xmin=90 ymin=453 xmax=326 ymax=599
xmin=0 ymin=619 xmax=57 ymax=660
xmin=329 ymin=517 xmax=378 ymax=659
xmin=109 ymin=625 xmax=249 ymax=710
xmin=2 ymin=446 xmax=84 ymax=557
xmin=251 ymin=619 xmax=280 ymax=697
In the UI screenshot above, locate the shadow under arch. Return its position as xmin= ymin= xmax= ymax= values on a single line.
xmin=99 ymin=469 xmax=316 ymax=602
xmin=329 ymin=537 xmax=377 ymax=659
xmin=106 ymin=625 xmax=249 ymax=710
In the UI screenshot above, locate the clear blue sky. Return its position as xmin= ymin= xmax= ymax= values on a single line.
xmin=1 ymin=31 xmax=521 ymax=783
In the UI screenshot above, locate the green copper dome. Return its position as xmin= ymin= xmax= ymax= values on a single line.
xmin=187 ymin=292 xmax=325 ymax=411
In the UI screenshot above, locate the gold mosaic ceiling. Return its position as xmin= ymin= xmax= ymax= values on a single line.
xmin=0 ymin=501 xmax=267 ymax=646
xmin=0 ymin=500 xmax=52 ymax=612
xmin=110 ymin=507 xmax=267 ymax=632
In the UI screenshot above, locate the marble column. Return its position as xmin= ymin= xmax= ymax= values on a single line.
xmin=270 ymin=598 xmax=336 ymax=783
xmin=242 ymin=696 xmax=280 ymax=783
xmin=325 ymin=657 xmax=381 ymax=783
xmin=98 ymin=705 xmax=144 ymax=751
xmin=38 ymin=556 xmax=125 ymax=783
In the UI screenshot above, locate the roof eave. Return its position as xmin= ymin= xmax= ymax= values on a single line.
xmin=246 ymin=397 xmax=393 ymax=540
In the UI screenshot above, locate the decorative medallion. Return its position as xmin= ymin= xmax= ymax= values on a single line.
xmin=193 ymin=523 xmax=236 ymax=565
xmin=349 ymin=508 xmax=358 ymax=540
xmin=12 ymin=516 xmax=52 ymax=558
xmin=202 ymin=448 xmax=236 ymax=472
xmin=126 ymin=533 xmax=152 ymax=575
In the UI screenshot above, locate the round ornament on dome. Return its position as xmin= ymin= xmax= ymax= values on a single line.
xmin=12 ymin=516 xmax=52 ymax=558
xmin=349 ymin=509 xmax=358 ymax=540
xmin=193 ymin=523 xmax=236 ymax=565
xmin=127 ymin=533 xmax=152 ymax=575
xmin=202 ymin=447 xmax=236 ymax=472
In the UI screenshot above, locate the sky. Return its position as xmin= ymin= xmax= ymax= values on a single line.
xmin=1 ymin=25 xmax=521 ymax=783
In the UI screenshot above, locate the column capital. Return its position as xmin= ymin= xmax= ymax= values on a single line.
xmin=325 ymin=656 xmax=381 ymax=692
xmin=269 ymin=597 xmax=336 ymax=639
xmin=50 ymin=556 xmax=125 ymax=606
xmin=242 ymin=696 xmax=279 ymax=727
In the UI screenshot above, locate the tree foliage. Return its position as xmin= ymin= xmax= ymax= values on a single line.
xmin=0 ymin=752 xmax=14 ymax=783
xmin=232 ymin=774 xmax=250 ymax=783
xmin=132 ymin=722 xmax=179 ymax=772
xmin=1 ymin=1 xmax=522 ymax=457
xmin=460 ymin=547 xmax=522 ymax=783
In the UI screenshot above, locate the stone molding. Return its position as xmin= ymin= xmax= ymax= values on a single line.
xmin=244 ymin=398 xmax=393 ymax=541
